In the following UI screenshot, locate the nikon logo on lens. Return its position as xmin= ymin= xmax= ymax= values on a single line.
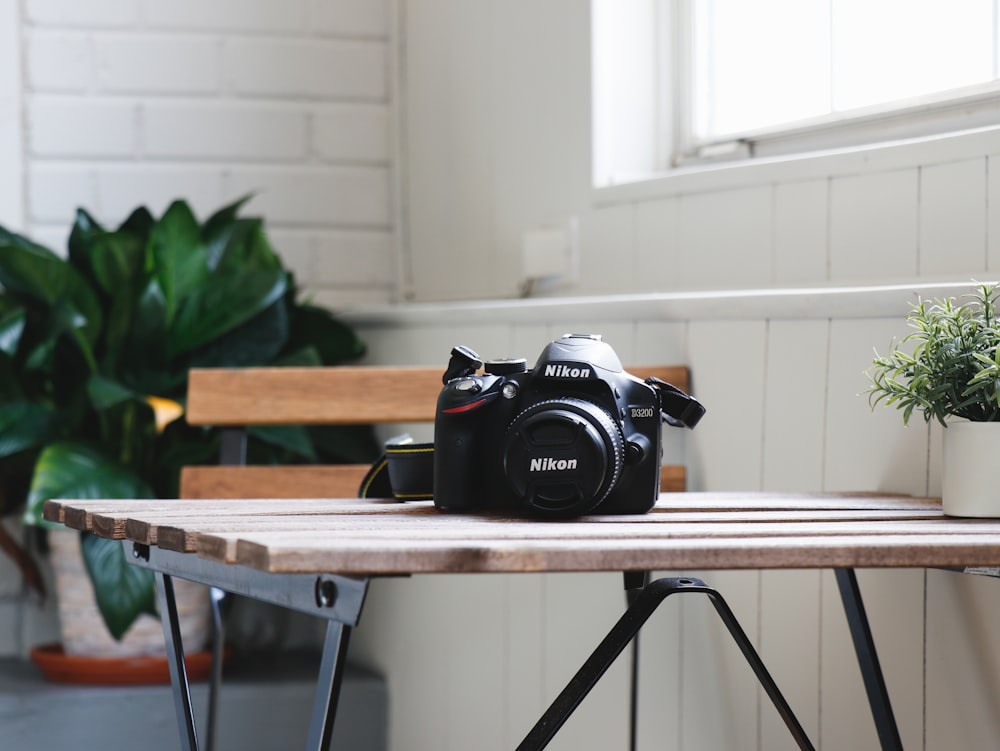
xmin=529 ymin=457 xmax=578 ymax=472
xmin=543 ymin=364 xmax=593 ymax=378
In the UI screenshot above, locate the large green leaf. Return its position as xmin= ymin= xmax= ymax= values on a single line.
xmin=0 ymin=403 xmax=61 ymax=459
xmin=148 ymin=200 xmax=205 ymax=327
xmin=53 ymin=298 xmax=99 ymax=373
xmin=168 ymin=269 xmax=288 ymax=358
xmin=213 ymin=218 xmax=282 ymax=275
xmin=248 ymin=425 xmax=316 ymax=461
xmin=67 ymin=209 xmax=105 ymax=272
xmin=286 ymin=303 xmax=366 ymax=365
xmin=271 ymin=346 xmax=323 ymax=368
xmin=0 ymin=228 xmax=68 ymax=302
xmin=79 ymin=533 xmax=156 ymax=640
xmin=92 ymin=230 xmax=151 ymax=373
xmin=201 ymin=194 xmax=254 ymax=271
xmin=23 ymin=441 xmax=154 ymax=526
xmin=116 ymin=205 xmax=155 ymax=241
xmin=190 ymin=297 xmax=288 ymax=368
xmin=119 ymin=280 xmax=183 ymax=395
xmin=86 ymin=373 xmax=138 ymax=410
xmin=0 ymin=228 xmax=104 ymax=351
xmin=0 ymin=307 xmax=25 ymax=357
xmin=81 ymin=230 xmax=147 ymax=299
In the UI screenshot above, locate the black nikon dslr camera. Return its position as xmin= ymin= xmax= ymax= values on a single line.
xmin=433 ymin=334 xmax=704 ymax=517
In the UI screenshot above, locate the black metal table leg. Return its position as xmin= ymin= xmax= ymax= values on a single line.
xmin=835 ymin=568 xmax=903 ymax=751
xmin=307 ymin=620 xmax=355 ymax=751
xmin=623 ymin=571 xmax=650 ymax=751
xmin=517 ymin=576 xmax=815 ymax=751
xmin=132 ymin=544 xmax=370 ymax=751
xmin=205 ymin=586 xmax=227 ymax=751
xmin=156 ymin=571 xmax=201 ymax=751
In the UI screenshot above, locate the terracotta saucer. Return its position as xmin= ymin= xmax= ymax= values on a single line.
xmin=29 ymin=642 xmax=217 ymax=685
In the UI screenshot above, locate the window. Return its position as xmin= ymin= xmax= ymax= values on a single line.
xmin=593 ymin=0 xmax=1000 ymax=186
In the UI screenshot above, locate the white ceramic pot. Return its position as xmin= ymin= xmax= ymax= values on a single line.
xmin=942 ymin=420 xmax=1000 ymax=517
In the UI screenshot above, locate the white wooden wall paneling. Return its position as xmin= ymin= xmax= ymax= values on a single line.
xmin=988 ymin=153 xmax=1000 ymax=273
xmin=762 ymin=319 xmax=829 ymax=492
xmin=825 ymin=319 xmax=927 ymax=497
xmin=759 ymin=569 xmax=822 ymax=750
xmin=579 ymin=204 xmax=637 ymax=295
xmin=757 ymin=319 xmax=829 ymax=749
xmin=829 ymin=170 xmax=920 ymax=282
xmin=918 ymin=158 xmax=988 ymax=277
xmin=773 ymin=180 xmax=829 ymax=286
xmin=635 ymin=197 xmax=682 ymax=294
xmin=677 ymin=187 xmax=773 ymax=290
xmin=925 ymin=569 xmax=1000 ymax=749
xmin=687 ymin=320 xmax=768 ymax=492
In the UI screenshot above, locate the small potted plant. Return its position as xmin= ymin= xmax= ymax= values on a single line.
xmin=0 ymin=197 xmax=378 ymax=664
xmin=866 ymin=283 xmax=1000 ymax=516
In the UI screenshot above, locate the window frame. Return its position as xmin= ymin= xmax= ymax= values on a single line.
xmin=592 ymin=0 xmax=1000 ymax=187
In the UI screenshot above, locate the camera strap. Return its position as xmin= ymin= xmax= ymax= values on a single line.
xmin=358 ymin=436 xmax=435 ymax=500
xmin=645 ymin=377 xmax=706 ymax=429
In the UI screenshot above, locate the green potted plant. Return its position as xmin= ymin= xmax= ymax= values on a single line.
xmin=0 ymin=197 xmax=378 ymax=657
xmin=866 ymin=282 xmax=1000 ymax=516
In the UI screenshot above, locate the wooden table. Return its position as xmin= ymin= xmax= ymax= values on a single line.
xmin=44 ymin=492 xmax=1000 ymax=751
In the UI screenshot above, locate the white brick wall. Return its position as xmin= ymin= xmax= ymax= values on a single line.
xmin=312 ymin=104 xmax=390 ymax=163
xmin=142 ymin=101 xmax=308 ymax=160
xmin=29 ymin=97 xmax=137 ymax=157
xmin=25 ymin=31 xmax=93 ymax=92
xmin=309 ymin=0 xmax=390 ymax=37
xmin=25 ymin=0 xmax=139 ymax=27
xmin=19 ymin=0 xmax=396 ymax=309
xmin=6 ymin=0 xmax=397 ymax=659
xmin=226 ymin=38 xmax=387 ymax=99
xmin=97 ymin=34 xmax=223 ymax=94
xmin=142 ymin=0 xmax=308 ymax=33
xmin=0 ymin=0 xmax=24 ymax=230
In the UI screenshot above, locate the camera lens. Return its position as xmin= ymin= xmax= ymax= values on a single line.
xmin=503 ymin=398 xmax=625 ymax=516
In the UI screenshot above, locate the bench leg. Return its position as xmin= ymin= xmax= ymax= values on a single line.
xmin=834 ymin=568 xmax=903 ymax=751
xmin=516 ymin=576 xmax=815 ymax=751
xmin=156 ymin=572 xmax=201 ymax=751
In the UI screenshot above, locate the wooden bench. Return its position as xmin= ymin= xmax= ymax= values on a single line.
xmin=180 ymin=365 xmax=691 ymax=501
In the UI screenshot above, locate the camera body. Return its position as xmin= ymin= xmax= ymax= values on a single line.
xmin=433 ymin=334 xmax=693 ymax=517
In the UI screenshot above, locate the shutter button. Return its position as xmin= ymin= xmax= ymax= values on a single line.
xmin=454 ymin=378 xmax=481 ymax=394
